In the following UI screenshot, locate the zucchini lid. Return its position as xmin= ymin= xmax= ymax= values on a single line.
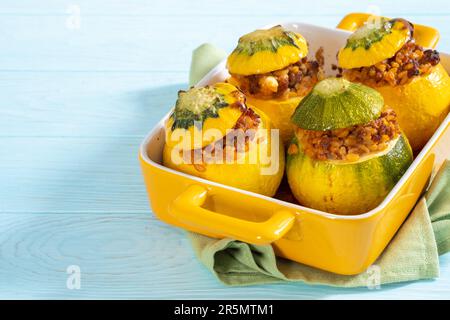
xmin=338 ymin=18 xmax=413 ymax=69
xmin=291 ymin=77 xmax=384 ymax=130
xmin=165 ymin=82 xmax=246 ymax=149
xmin=227 ymin=25 xmax=308 ymax=75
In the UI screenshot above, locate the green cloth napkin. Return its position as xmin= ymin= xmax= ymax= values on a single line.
xmin=187 ymin=43 xmax=450 ymax=287
xmin=189 ymin=43 xmax=227 ymax=86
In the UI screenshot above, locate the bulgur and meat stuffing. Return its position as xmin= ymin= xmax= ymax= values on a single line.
xmin=190 ymin=107 xmax=262 ymax=172
xmin=290 ymin=109 xmax=401 ymax=162
xmin=230 ymin=48 xmax=325 ymax=99
xmin=340 ymin=41 xmax=440 ymax=87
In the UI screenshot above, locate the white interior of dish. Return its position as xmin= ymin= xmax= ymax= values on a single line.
xmin=141 ymin=22 xmax=450 ymax=220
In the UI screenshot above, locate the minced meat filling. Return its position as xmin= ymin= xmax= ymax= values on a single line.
xmin=231 ymin=48 xmax=325 ymax=99
xmin=290 ymin=109 xmax=401 ymax=161
xmin=232 ymin=107 xmax=261 ymax=132
xmin=188 ymin=108 xmax=261 ymax=171
xmin=340 ymin=41 xmax=440 ymax=87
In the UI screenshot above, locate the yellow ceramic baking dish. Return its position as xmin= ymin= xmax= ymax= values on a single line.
xmin=139 ymin=14 xmax=450 ymax=275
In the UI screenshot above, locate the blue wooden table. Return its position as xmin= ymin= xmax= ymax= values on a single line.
xmin=1 ymin=0 xmax=449 ymax=299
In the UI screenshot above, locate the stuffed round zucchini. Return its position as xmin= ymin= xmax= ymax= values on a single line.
xmin=163 ymin=82 xmax=284 ymax=197
xmin=227 ymin=25 xmax=324 ymax=144
xmin=338 ymin=18 xmax=450 ymax=151
xmin=286 ymin=78 xmax=413 ymax=215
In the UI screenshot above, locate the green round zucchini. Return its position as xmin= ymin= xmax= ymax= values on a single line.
xmin=286 ymin=134 xmax=413 ymax=214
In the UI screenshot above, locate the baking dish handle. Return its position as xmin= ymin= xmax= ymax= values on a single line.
xmin=337 ymin=12 xmax=440 ymax=48
xmin=169 ymin=185 xmax=295 ymax=245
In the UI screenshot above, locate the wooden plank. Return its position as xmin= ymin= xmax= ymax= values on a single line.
xmin=0 ymin=15 xmax=332 ymax=72
xmin=0 ymin=137 xmax=152 ymax=213
xmin=0 ymin=72 xmax=184 ymax=137
xmin=0 ymin=14 xmax=448 ymax=72
xmin=0 ymin=213 xmax=448 ymax=299
xmin=1 ymin=0 xmax=450 ymax=16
